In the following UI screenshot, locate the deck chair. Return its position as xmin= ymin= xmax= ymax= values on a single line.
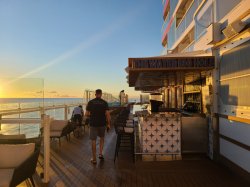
xmin=0 ymin=143 xmax=39 ymax=187
xmin=50 ymin=120 xmax=69 ymax=146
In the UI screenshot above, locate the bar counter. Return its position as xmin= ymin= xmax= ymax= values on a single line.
xmin=135 ymin=109 xmax=208 ymax=160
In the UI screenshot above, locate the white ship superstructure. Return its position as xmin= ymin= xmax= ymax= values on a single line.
xmin=127 ymin=0 xmax=250 ymax=180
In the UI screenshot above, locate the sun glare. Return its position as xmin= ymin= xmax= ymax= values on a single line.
xmin=0 ymin=81 xmax=8 ymax=98
xmin=0 ymin=86 xmax=3 ymax=98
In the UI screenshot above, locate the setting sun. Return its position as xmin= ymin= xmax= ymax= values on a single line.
xmin=0 ymin=85 xmax=2 ymax=98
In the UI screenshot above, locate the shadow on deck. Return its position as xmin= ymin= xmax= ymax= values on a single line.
xmin=35 ymin=127 xmax=249 ymax=187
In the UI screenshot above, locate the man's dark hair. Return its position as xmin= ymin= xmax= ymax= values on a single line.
xmin=95 ymin=89 xmax=102 ymax=94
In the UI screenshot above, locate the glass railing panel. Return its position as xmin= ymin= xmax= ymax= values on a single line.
xmin=176 ymin=20 xmax=186 ymax=41
xmin=195 ymin=3 xmax=213 ymax=41
xmin=162 ymin=0 xmax=179 ymax=47
xmin=161 ymin=47 xmax=168 ymax=55
xmin=176 ymin=0 xmax=198 ymax=41
xmin=167 ymin=18 xmax=177 ymax=49
xmin=170 ymin=0 xmax=179 ymax=16
xmin=161 ymin=13 xmax=171 ymax=33
xmin=163 ymin=0 xmax=170 ymax=20
xmin=0 ymin=78 xmax=44 ymax=110
xmin=182 ymin=42 xmax=195 ymax=52
xmin=186 ymin=1 xmax=198 ymax=26
xmin=0 ymin=78 xmax=44 ymax=138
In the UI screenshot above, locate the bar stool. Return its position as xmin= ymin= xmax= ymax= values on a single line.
xmin=114 ymin=122 xmax=134 ymax=163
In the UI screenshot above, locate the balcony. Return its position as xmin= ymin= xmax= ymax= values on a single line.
xmin=171 ymin=28 xmax=195 ymax=53
xmin=176 ymin=0 xmax=199 ymax=42
xmin=163 ymin=0 xmax=170 ymax=20
xmin=167 ymin=19 xmax=176 ymax=49
xmin=162 ymin=0 xmax=180 ymax=47
xmin=162 ymin=16 xmax=174 ymax=47
xmin=194 ymin=3 xmax=213 ymax=41
xmin=182 ymin=41 xmax=195 ymax=52
xmin=162 ymin=0 xmax=204 ymax=50
xmin=161 ymin=13 xmax=171 ymax=47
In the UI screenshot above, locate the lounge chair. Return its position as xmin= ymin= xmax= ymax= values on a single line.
xmin=0 ymin=134 xmax=26 ymax=144
xmin=0 ymin=143 xmax=39 ymax=187
xmin=50 ymin=120 xmax=69 ymax=146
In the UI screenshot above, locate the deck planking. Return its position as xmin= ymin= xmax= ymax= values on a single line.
xmin=41 ymin=126 xmax=249 ymax=187
xmin=19 ymin=125 xmax=250 ymax=187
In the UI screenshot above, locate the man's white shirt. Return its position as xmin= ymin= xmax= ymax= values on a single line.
xmin=73 ymin=106 xmax=83 ymax=115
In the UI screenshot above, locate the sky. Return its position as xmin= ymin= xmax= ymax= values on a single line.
xmin=0 ymin=0 xmax=163 ymax=99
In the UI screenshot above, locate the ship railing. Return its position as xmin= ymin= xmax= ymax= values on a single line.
xmin=0 ymin=114 xmax=52 ymax=184
xmin=0 ymin=102 xmax=84 ymax=116
xmin=0 ymin=102 xmax=84 ymax=184
xmin=84 ymin=89 xmax=119 ymax=103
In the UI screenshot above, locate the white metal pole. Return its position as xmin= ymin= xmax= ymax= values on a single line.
xmin=18 ymin=102 xmax=21 ymax=134
xmin=0 ymin=114 xmax=2 ymax=130
xmin=43 ymin=114 xmax=51 ymax=184
xmin=64 ymin=105 xmax=68 ymax=120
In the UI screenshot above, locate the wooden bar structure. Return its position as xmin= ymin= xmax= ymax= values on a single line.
xmin=127 ymin=55 xmax=215 ymax=88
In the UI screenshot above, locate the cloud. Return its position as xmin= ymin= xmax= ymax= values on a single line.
xmin=22 ymin=91 xmax=42 ymax=95
xmin=54 ymin=94 xmax=77 ymax=98
xmin=47 ymin=91 xmax=57 ymax=94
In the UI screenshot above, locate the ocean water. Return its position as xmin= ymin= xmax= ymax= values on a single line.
xmin=0 ymin=98 xmax=83 ymax=138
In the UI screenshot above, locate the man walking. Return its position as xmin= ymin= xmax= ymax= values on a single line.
xmin=85 ymin=89 xmax=111 ymax=164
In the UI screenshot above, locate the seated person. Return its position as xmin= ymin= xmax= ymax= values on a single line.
xmin=72 ymin=105 xmax=84 ymax=125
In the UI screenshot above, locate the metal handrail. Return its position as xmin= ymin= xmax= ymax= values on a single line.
xmin=0 ymin=118 xmax=42 ymax=124
xmin=0 ymin=102 xmax=84 ymax=116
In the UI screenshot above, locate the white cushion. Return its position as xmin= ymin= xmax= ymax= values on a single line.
xmin=0 ymin=169 xmax=14 ymax=187
xmin=0 ymin=143 xmax=35 ymax=168
xmin=126 ymin=123 xmax=134 ymax=128
xmin=133 ymin=117 xmax=139 ymax=122
xmin=50 ymin=120 xmax=68 ymax=131
xmin=50 ymin=131 xmax=62 ymax=137
xmin=124 ymin=127 xmax=134 ymax=133
xmin=0 ymin=134 xmax=26 ymax=139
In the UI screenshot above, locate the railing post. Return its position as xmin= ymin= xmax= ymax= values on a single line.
xmin=0 ymin=114 xmax=2 ymax=130
xmin=40 ymin=105 xmax=45 ymax=119
xmin=68 ymin=106 xmax=70 ymax=115
xmin=86 ymin=90 xmax=88 ymax=102
xmin=18 ymin=103 xmax=21 ymax=134
xmin=42 ymin=114 xmax=51 ymax=184
xmin=64 ymin=105 xmax=68 ymax=120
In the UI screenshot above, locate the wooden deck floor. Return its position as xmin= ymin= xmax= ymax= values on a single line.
xmin=26 ymin=126 xmax=249 ymax=187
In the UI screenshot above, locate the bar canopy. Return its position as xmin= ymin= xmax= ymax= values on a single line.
xmin=126 ymin=51 xmax=215 ymax=92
